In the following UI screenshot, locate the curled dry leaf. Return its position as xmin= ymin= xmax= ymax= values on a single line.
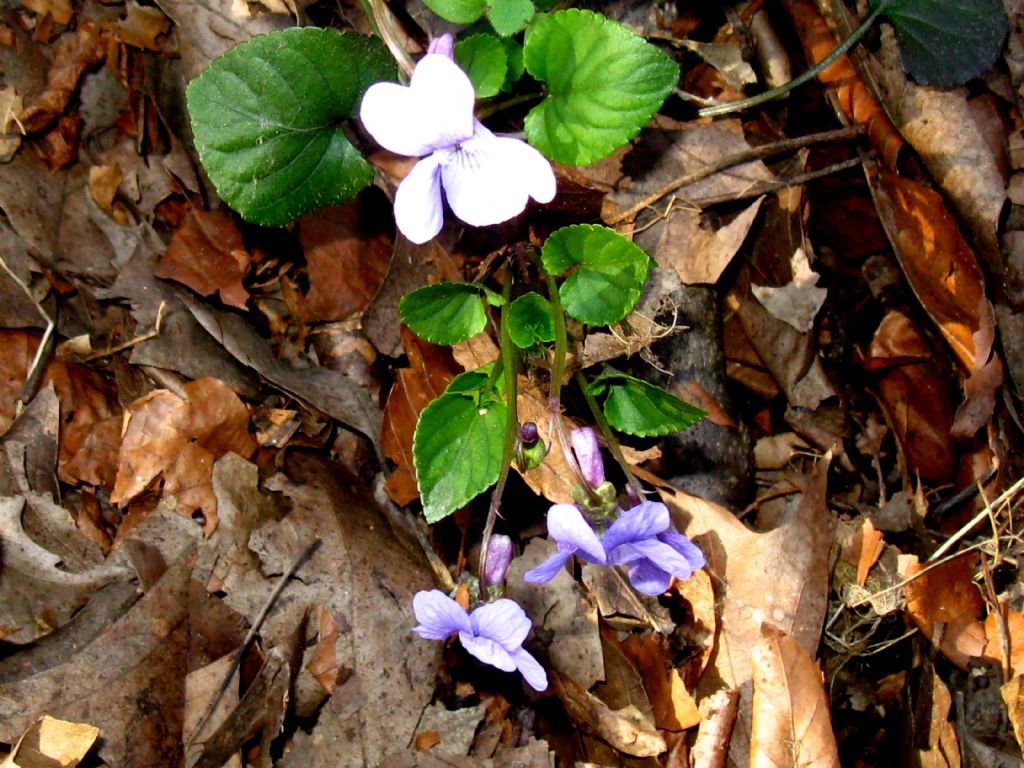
xmin=984 ymin=608 xmax=1024 ymax=678
xmin=4 ymin=715 xmax=100 ymax=768
xmin=749 ymin=624 xmax=840 ymax=768
xmin=618 ymin=632 xmax=700 ymax=731
xmin=864 ymin=310 xmax=955 ymax=483
xmin=155 ymin=208 xmax=251 ymax=310
xmin=903 ymin=553 xmax=986 ymax=668
xmin=551 ymin=669 xmax=667 ymax=758
xmin=116 ymin=1 xmax=171 ymax=51
xmin=18 ymin=22 xmax=107 ymax=134
xmin=866 ymin=161 xmax=1002 ymax=436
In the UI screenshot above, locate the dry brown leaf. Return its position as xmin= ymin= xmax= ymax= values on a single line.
xmin=864 ymin=310 xmax=956 ymax=483
xmin=116 ymin=1 xmax=171 ymax=50
xmin=20 ymin=0 xmax=72 ymax=24
xmin=183 ymin=377 xmax=257 ymax=459
xmin=87 ymin=164 xmax=122 ymax=214
xmin=983 ymin=608 xmax=1024 ymax=678
xmin=0 ymin=329 xmax=41 ymax=434
xmin=296 ymin=200 xmax=391 ymax=323
xmin=551 ymin=669 xmax=666 ymax=757
xmin=903 ymin=553 xmax=986 ymax=668
xmin=656 ymin=455 xmax=833 ymax=763
xmin=3 ymin=715 xmax=99 ymax=768
xmin=1001 ymin=676 xmax=1024 ymax=756
xmin=305 ymin=605 xmax=341 ymax=694
xmin=749 ymin=625 xmax=840 ymax=768
xmin=916 ymin=666 xmax=961 ymax=767
xmin=18 ymin=23 xmax=106 ymax=134
xmin=0 ymin=84 xmax=23 ymax=162
xmin=110 ymin=389 xmax=190 ymax=505
xmin=780 ymin=0 xmax=904 ymax=169
xmin=382 ymin=329 xmax=461 ymax=504
xmin=867 ymin=162 xmax=1001 ymax=435
xmin=619 ymin=633 xmax=701 ymax=731
xmin=156 ymin=208 xmax=251 ymax=310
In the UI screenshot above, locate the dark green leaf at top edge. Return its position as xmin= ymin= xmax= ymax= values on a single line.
xmin=540 ymin=224 xmax=652 ymax=326
xmin=399 ymin=282 xmax=490 ymax=346
xmin=522 ymin=9 xmax=679 ymax=165
xmin=587 ymin=370 xmax=705 ymax=437
xmin=488 ymin=0 xmax=535 ymax=37
xmin=876 ymin=0 xmax=1008 ymax=86
xmin=424 ymin=0 xmax=487 ymax=24
xmin=186 ymin=28 xmax=396 ymax=227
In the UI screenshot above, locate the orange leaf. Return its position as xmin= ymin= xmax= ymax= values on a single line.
xmin=782 ymin=0 xmax=904 ymax=169
xmin=619 ymin=633 xmax=700 ymax=731
xmin=110 ymin=389 xmax=191 ymax=505
xmin=903 ymin=554 xmax=986 ymax=668
xmin=865 ymin=310 xmax=955 ymax=482
xmin=749 ymin=624 xmax=840 ymax=768
xmin=156 ymin=209 xmax=251 ymax=310
xmin=984 ymin=609 xmax=1024 ymax=679
xmin=381 ymin=329 xmax=460 ymax=505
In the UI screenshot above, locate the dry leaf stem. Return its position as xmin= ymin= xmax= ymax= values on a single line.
xmin=605 ymin=125 xmax=864 ymax=226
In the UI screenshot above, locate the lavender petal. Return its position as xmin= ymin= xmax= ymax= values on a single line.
xmin=546 ymin=503 xmax=606 ymax=564
xmin=570 ymin=427 xmax=605 ymax=487
xmin=627 ymin=560 xmax=673 ymax=596
xmin=510 ymin=647 xmax=549 ymax=692
xmin=393 ymin=154 xmax=445 ymax=244
xmin=470 ymin=599 xmax=532 ymax=651
xmin=459 ymin=632 xmax=517 ymax=672
xmin=412 ymin=589 xmax=472 ymax=639
xmin=601 ymin=501 xmax=671 ymax=552
xmin=523 ymin=550 xmax=573 ymax=584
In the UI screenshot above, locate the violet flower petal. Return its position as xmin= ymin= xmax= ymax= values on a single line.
xmin=627 ymin=560 xmax=673 ymax=596
xmin=427 ymin=33 xmax=454 ymax=57
xmin=441 ymin=123 xmax=556 ymax=227
xmin=522 ymin=549 xmax=573 ymax=584
xmin=570 ymin=427 xmax=604 ymax=487
xmin=509 ymin=647 xmax=549 ymax=691
xmin=470 ymin=598 xmax=532 ymax=651
xmin=359 ymin=55 xmax=475 ymax=157
xmin=412 ymin=589 xmax=472 ymax=639
xmin=459 ymin=633 xmax=518 ymax=672
xmin=601 ymin=500 xmax=671 ymax=553
xmin=546 ymin=503 xmax=606 ymax=564
xmin=393 ymin=153 xmax=445 ymax=244
xmin=659 ymin=529 xmax=706 ymax=571
xmin=628 ymin=537 xmax=701 ymax=578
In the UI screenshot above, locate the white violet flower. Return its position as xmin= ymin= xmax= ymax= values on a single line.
xmin=359 ymin=35 xmax=556 ymax=244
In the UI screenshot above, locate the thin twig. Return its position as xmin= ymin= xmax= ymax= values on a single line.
xmin=81 ymin=301 xmax=167 ymax=362
xmin=185 ymin=539 xmax=322 ymax=748
xmin=604 ymin=125 xmax=865 ymax=227
xmin=0 ymin=255 xmax=54 ymax=411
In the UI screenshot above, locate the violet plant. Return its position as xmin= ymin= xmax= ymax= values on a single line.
xmin=186 ymin=3 xmax=709 ymax=691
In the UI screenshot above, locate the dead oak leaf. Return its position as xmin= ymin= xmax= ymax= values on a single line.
xmin=156 ymin=208 xmax=251 ymax=310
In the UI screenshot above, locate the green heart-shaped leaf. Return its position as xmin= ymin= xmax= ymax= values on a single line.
xmin=587 ymin=370 xmax=705 ymax=437
xmin=414 ymin=371 xmax=506 ymax=523
xmin=399 ymin=282 xmax=496 ymax=346
xmin=507 ymin=292 xmax=555 ymax=348
xmin=541 ymin=224 xmax=651 ymax=326
xmin=187 ymin=29 xmax=396 ymax=227
xmin=455 ymin=34 xmax=508 ymax=98
xmin=488 ymin=0 xmax=535 ymax=36
xmin=424 ymin=0 xmax=486 ymax=24
xmin=523 ymin=10 xmax=678 ymax=165
xmin=877 ymin=0 xmax=1008 ymax=86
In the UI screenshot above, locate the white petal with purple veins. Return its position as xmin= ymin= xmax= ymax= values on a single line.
xmin=412 ymin=590 xmax=472 ymax=639
xmin=459 ymin=632 xmax=517 ymax=672
xmin=359 ymin=55 xmax=475 ymax=157
xmin=471 ymin=599 xmax=532 ymax=651
xmin=510 ymin=647 xmax=549 ymax=691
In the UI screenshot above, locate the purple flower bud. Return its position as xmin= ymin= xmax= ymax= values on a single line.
xmin=519 ymin=421 xmax=539 ymax=448
xmin=483 ymin=534 xmax=513 ymax=586
xmin=426 ymin=33 xmax=454 ymax=58
xmin=570 ymin=427 xmax=605 ymax=488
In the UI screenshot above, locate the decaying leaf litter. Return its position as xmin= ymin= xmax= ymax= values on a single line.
xmin=0 ymin=0 xmax=1023 ymax=766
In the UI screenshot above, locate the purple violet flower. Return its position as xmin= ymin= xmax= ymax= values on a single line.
xmin=600 ymin=500 xmax=706 ymax=596
xmin=523 ymin=503 xmax=607 ymax=584
xmin=570 ymin=427 xmax=605 ymax=488
xmin=359 ymin=35 xmax=556 ymax=244
xmin=412 ymin=590 xmax=548 ymax=691
xmin=483 ymin=534 xmax=514 ymax=586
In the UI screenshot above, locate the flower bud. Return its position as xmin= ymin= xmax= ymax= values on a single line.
xmin=427 ymin=33 xmax=454 ymax=59
xmin=570 ymin=427 xmax=605 ymax=488
xmin=519 ymin=421 xmax=540 ymax=447
xmin=483 ymin=534 xmax=513 ymax=586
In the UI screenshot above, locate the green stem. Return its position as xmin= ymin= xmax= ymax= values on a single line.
xmin=534 ymin=252 xmax=601 ymax=505
xmin=697 ymin=3 xmax=885 ymax=118
xmin=369 ymin=0 xmax=415 ymax=78
xmin=476 ymin=92 xmax=544 ymax=121
xmin=576 ymin=371 xmax=645 ymax=503
xmin=478 ymin=269 xmax=519 ymax=595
